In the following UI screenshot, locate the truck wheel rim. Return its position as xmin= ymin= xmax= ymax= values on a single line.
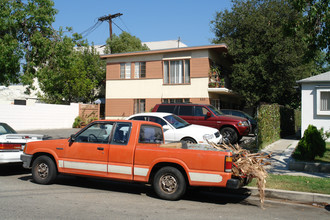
xmin=159 ymin=174 xmax=177 ymax=194
xmin=37 ymin=163 xmax=49 ymax=179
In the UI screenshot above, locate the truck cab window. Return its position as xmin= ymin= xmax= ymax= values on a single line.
xmin=111 ymin=123 xmax=131 ymax=145
xmin=139 ymin=125 xmax=163 ymax=144
xmin=76 ymin=123 xmax=113 ymax=144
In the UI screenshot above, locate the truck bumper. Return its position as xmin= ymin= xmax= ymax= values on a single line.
xmin=226 ymin=178 xmax=243 ymax=189
xmin=20 ymin=153 xmax=33 ymax=169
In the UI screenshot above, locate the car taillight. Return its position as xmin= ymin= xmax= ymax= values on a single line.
xmin=225 ymin=156 xmax=232 ymax=172
xmin=0 ymin=143 xmax=22 ymax=150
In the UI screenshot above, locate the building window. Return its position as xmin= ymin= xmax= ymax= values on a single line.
xmin=134 ymin=99 xmax=145 ymax=113
xmin=134 ymin=62 xmax=146 ymax=78
xmin=316 ymin=87 xmax=330 ymax=115
xmin=211 ymin=99 xmax=220 ymax=110
xmin=321 ymin=92 xmax=330 ymax=111
xmin=14 ymin=99 xmax=26 ymax=105
xmin=120 ymin=63 xmax=131 ymax=79
xmin=163 ymin=60 xmax=190 ymax=84
xmin=162 ymin=98 xmax=190 ymax=104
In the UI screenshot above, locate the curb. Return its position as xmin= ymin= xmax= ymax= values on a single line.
xmin=246 ymin=187 xmax=330 ymax=204
xmin=288 ymin=158 xmax=330 ymax=173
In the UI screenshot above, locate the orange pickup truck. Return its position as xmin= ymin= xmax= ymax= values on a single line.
xmin=21 ymin=120 xmax=248 ymax=200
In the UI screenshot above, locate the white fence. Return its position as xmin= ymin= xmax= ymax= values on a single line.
xmin=0 ymin=103 xmax=79 ymax=131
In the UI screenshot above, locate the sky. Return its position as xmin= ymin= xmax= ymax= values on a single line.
xmin=52 ymin=0 xmax=233 ymax=47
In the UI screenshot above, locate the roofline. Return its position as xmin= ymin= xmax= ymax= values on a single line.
xmin=296 ymin=79 xmax=329 ymax=84
xmin=296 ymin=71 xmax=330 ymax=84
xmin=100 ymin=44 xmax=228 ymax=59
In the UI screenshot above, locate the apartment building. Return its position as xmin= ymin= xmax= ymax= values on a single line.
xmin=101 ymin=44 xmax=242 ymax=119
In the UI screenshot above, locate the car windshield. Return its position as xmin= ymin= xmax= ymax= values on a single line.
xmin=163 ymin=115 xmax=190 ymax=129
xmin=243 ymin=112 xmax=254 ymax=120
xmin=0 ymin=123 xmax=17 ymax=135
xmin=208 ymin=105 xmax=224 ymax=116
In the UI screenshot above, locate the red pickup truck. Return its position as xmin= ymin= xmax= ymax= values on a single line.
xmin=21 ymin=120 xmax=248 ymax=200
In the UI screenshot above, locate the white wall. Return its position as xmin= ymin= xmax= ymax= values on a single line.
xmin=0 ymin=103 xmax=79 ymax=131
xmin=301 ymin=83 xmax=330 ymax=138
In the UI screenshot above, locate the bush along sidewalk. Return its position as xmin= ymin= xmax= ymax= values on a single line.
xmin=290 ymin=125 xmax=330 ymax=173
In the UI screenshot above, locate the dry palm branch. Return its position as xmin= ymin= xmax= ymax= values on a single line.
xmin=207 ymin=141 xmax=271 ymax=207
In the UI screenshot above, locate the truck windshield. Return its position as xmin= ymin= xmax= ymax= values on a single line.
xmin=163 ymin=115 xmax=190 ymax=129
xmin=208 ymin=105 xmax=224 ymax=116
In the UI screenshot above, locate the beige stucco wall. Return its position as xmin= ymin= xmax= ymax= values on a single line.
xmin=105 ymin=78 xmax=209 ymax=99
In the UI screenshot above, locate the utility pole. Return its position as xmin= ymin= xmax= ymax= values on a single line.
xmin=98 ymin=13 xmax=123 ymax=40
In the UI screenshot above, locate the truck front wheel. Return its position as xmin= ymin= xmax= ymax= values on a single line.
xmin=153 ymin=166 xmax=186 ymax=200
xmin=32 ymin=155 xmax=57 ymax=185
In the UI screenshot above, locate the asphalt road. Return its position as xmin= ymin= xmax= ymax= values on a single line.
xmin=0 ymin=163 xmax=329 ymax=220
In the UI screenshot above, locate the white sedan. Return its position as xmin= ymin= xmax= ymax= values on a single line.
xmin=127 ymin=112 xmax=222 ymax=144
xmin=0 ymin=123 xmax=44 ymax=164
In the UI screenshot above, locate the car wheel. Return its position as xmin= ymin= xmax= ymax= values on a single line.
xmin=181 ymin=137 xmax=197 ymax=144
xmin=253 ymin=127 xmax=258 ymax=136
xmin=153 ymin=166 xmax=186 ymax=201
xmin=220 ymin=127 xmax=238 ymax=144
xmin=32 ymin=155 xmax=57 ymax=185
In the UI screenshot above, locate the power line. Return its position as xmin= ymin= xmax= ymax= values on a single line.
xmin=80 ymin=21 xmax=102 ymax=38
xmin=112 ymin=21 xmax=125 ymax=33
xmin=119 ymin=17 xmax=131 ymax=34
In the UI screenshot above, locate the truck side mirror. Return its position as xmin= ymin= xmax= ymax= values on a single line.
xmin=206 ymin=112 xmax=212 ymax=118
xmin=69 ymin=134 xmax=76 ymax=143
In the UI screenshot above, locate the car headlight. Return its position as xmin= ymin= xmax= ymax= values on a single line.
xmin=237 ymin=120 xmax=249 ymax=127
xmin=203 ymin=134 xmax=214 ymax=141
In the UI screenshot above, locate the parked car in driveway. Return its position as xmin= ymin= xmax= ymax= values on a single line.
xmin=152 ymin=103 xmax=250 ymax=144
xmin=0 ymin=122 xmax=44 ymax=164
xmin=127 ymin=112 xmax=222 ymax=144
xmin=221 ymin=109 xmax=257 ymax=136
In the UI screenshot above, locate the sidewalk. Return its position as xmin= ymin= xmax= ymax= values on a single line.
xmin=254 ymin=137 xmax=330 ymax=204
xmin=261 ymin=137 xmax=330 ymax=178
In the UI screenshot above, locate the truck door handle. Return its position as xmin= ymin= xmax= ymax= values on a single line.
xmin=97 ymin=147 xmax=104 ymax=151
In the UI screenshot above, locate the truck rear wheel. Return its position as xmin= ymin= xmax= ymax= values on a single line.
xmin=32 ymin=155 xmax=57 ymax=185
xmin=153 ymin=166 xmax=186 ymax=200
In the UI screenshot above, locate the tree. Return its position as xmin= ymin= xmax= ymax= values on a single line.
xmin=104 ymin=31 xmax=149 ymax=54
xmin=211 ymin=0 xmax=315 ymax=108
xmin=290 ymin=0 xmax=329 ymax=62
xmin=22 ymin=29 xmax=106 ymax=104
xmin=1 ymin=0 xmax=105 ymax=104
xmin=0 ymin=0 xmax=57 ymax=86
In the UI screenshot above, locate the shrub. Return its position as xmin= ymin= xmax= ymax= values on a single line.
xmin=72 ymin=116 xmax=82 ymax=128
xmin=293 ymin=125 xmax=326 ymax=161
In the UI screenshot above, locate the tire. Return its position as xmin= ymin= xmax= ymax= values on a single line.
xmin=153 ymin=166 xmax=186 ymax=201
xmin=32 ymin=155 xmax=57 ymax=185
xmin=181 ymin=137 xmax=197 ymax=144
xmin=220 ymin=127 xmax=238 ymax=144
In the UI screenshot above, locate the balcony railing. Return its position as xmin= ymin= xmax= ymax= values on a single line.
xmin=208 ymin=80 xmax=225 ymax=88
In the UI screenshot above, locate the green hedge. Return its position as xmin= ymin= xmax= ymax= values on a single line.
xmin=257 ymin=104 xmax=281 ymax=149
xmin=257 ymin=104 xmax=299 ymax=149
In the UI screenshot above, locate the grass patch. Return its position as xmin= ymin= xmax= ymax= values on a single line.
xmin=314 ymin=142 xmax=330 ymax=163
xmin=247 ymin=174 xmax=330 ymax=194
